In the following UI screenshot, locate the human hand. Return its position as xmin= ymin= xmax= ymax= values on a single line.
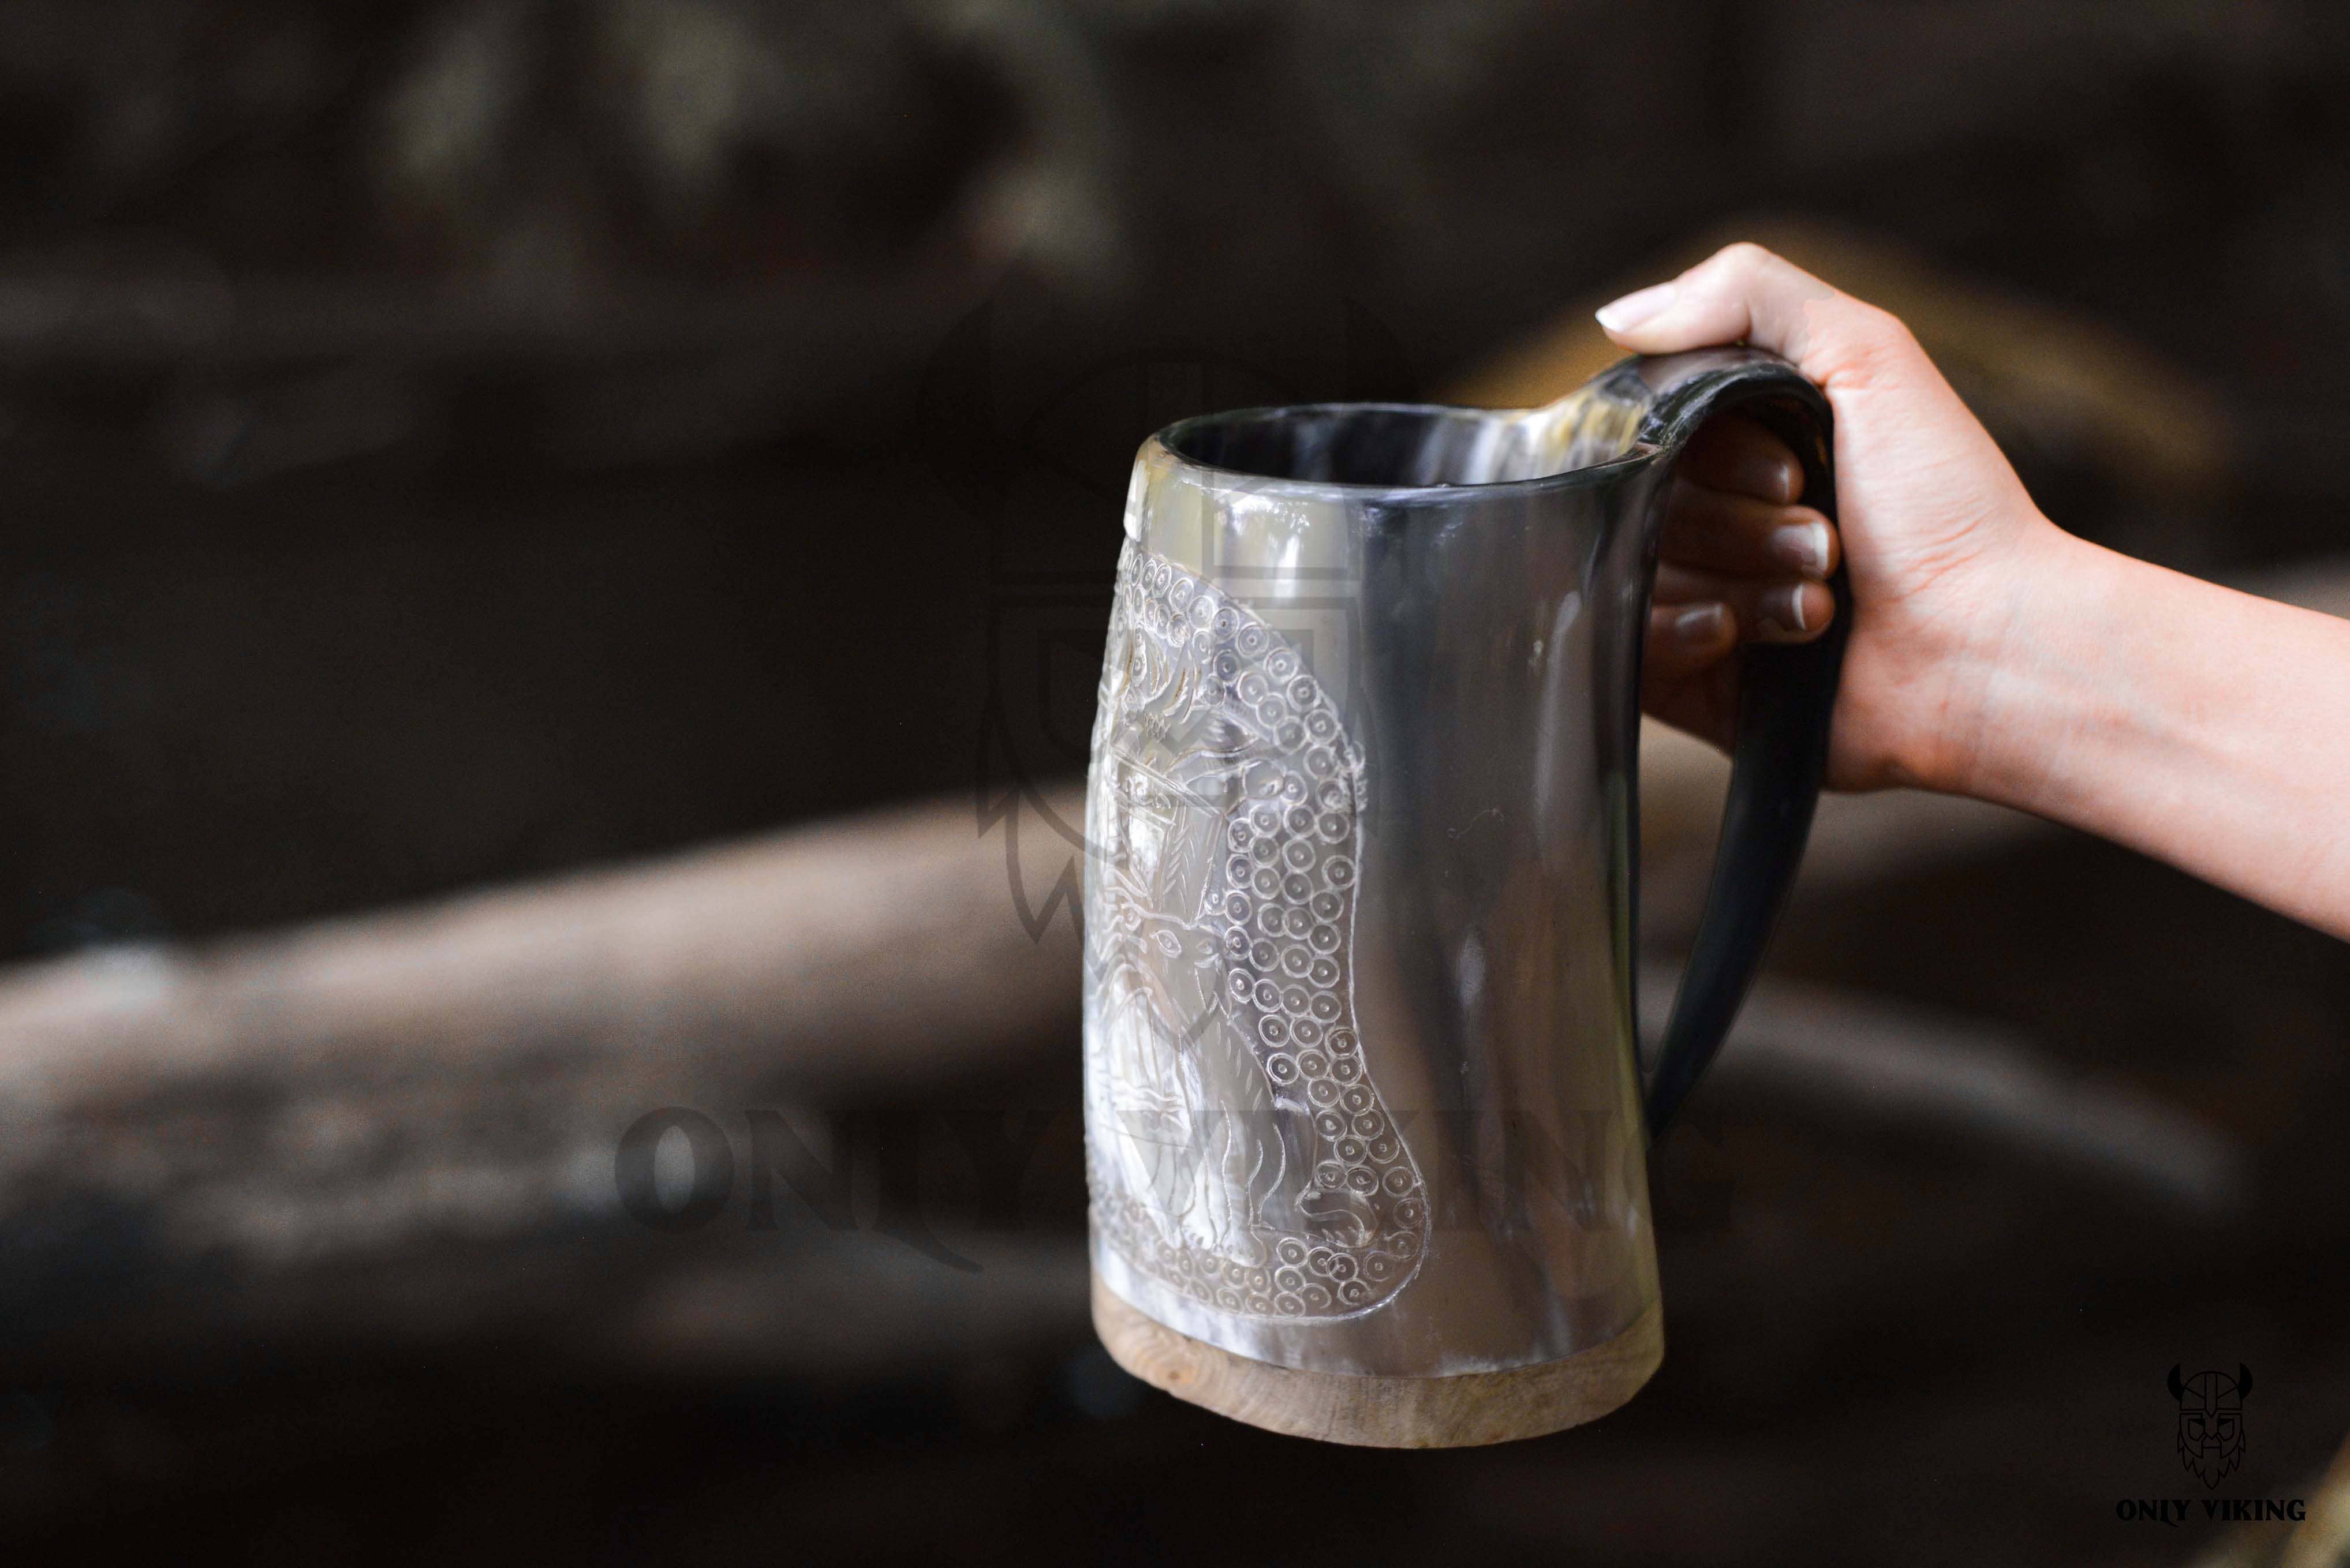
xmin=1639 ymin=410 xmax=1839 ymax=757
xmin=1612 ymin=242 xmax=2064 ymax=792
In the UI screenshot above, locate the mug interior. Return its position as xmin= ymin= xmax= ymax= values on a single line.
xmin=1160 ymin=403 xmax=1537 ymax=488
xmin=1161 ymin=401 xmax=1651 ymax=490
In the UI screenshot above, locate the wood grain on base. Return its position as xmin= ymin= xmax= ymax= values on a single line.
xmin=1092 ymin=1274 xmax=1663 ymax=1448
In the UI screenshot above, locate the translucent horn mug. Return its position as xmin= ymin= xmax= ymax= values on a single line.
xmin=1082 ymin=348 xmax=1849 ymax=1447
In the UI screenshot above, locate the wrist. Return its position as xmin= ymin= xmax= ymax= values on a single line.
xmin=1923 ymin=522 xmax=2129 ymax=810
xmin=1889 ymin=517 xmax=2114 ymax=809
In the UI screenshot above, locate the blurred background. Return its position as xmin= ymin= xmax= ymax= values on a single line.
xmin=3 ymin=1 xmax=2350 ymax=1562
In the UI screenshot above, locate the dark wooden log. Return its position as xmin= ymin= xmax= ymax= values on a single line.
xmin=0 ymin=787 xmax=1089 ymax=1375
xmin=12 ymin=557 xmax=2342 ymax=1374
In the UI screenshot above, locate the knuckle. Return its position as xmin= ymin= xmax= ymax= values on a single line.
xmin=1705 ymin=240 xmax=1778 ymax=280
xmin=1826 ymin=300 xmax=1923 ymax=380
xmin=1849 ymin=300 xmax=1915 ymax=346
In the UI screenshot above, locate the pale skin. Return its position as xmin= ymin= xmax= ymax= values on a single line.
xmin=1628 ymin=242 xmax=2350 ymax=942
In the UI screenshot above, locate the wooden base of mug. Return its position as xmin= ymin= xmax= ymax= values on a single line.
xmin=1090 ymin=1274 xmax=1663 ymax=1449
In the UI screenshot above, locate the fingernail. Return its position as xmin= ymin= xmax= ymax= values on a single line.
xmin=1596 ymin=281 xmax=1679 ymax=333
xmin=1768 ymin=519 xmax=1834 ymax=577
xmin=1671 ymin=602 xmax=1729 ymax=645
xmin=1758 ymin=583 xmax=1815 ymax=638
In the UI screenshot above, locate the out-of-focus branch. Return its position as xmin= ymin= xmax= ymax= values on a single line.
xmin=1635 ymin=718 xmax=2050 ymax=943
xmin=1645 ymin=963 xmax=2249 ymax=1215
xmin=0 ymin=787 xmax=1082 ymax=1118
xmin=1446 ymin=214 xmax=2232 ymax=505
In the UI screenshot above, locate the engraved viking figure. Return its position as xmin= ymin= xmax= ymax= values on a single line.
xmin=2170 ymin=1364 xmax=2251 ymax=1487
xmin=1084 ymin=544 xmax=1427 ymax=1319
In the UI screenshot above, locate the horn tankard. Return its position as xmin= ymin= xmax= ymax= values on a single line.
xmin=1082 ymin=349 xmax=1848 ymax=1446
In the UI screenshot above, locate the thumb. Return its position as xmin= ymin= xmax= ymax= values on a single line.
xmin=1594 ymin=242 xmax=1915 ymax=393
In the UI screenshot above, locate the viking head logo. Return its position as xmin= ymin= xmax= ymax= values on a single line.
xmin=2170 ymin=1364 xmax=2250 ymax=1487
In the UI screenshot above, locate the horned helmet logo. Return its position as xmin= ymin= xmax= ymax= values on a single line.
xmin=2169 ymin=1364 xmax=2251 ymax=1487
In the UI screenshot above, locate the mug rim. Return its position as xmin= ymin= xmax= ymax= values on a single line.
xmin=1152 ymin=400 xmax=1658 ymax=502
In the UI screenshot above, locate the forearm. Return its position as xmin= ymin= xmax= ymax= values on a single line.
xmin=1953 ymin=530 xmax=2350 ymax=938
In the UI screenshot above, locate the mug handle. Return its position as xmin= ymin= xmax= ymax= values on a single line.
xmin=1604 ymin=349 xmax=1850 ymax=1137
